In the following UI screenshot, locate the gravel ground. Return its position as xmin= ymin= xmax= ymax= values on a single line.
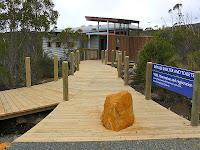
xmin=0 ymin=134 xmax=21 ymax=144
xmin=6 ymin=138 xmax=200 ymax=150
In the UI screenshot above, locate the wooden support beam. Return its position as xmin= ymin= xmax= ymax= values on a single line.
xmin=54 ymin=55 xmax=58 ymax=81
xmin=111 ymin=50 xmax=114 ymax=67
xmin=84 ymin=50 xmax=85 ymax=61
xmin=88 ymin=50 xmax=90 ymax=60
xmin=101 ymin=50 xmax=104 ymax=63
xmin=70 ymin=52 xmax=74 ymax=75
xmin=90 ymin=50 xmax=91 ymax=60
xmin=191 ymin=71 xmax=200 ymax=126
xmin=145 ymin=62 xmax=153 ymax=100
xmin=25 ymin=57 xmax=31 ymax=87
xmin=76 ymin=50 xmax=79 ymax=71
xmin=118 ymin=52 xmax=122 ymax=78
xmin=124 ymin=51 xmax=126 ymax=63
xmin=124 ymin=56 xmax=129 ymax=85
xmin=105 ymin=50 xmax=108 ymax=65
xmin=62 ymin=61 xmax=68 ymax=101
xmin=79 ymin=50 xmax=81 ymax=64
xmin=116 ymin=50 xmax=118 ymax=62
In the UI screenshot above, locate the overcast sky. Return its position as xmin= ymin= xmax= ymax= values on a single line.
xmin=53 ymin=0 xmax=200 ymax=30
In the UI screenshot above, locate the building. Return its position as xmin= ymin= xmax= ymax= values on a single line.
xmin=43 ymin=16 xmax=152 ymax=61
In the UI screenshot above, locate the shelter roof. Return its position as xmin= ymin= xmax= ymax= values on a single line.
xmin=85 ymin=16 xmax=140 ymax=24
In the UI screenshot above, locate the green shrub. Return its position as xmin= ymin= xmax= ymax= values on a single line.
xmin=35 ymin=53 xmax=54 ymax=80
xmin=0 ymin=64 xmax=11 ymax=91
xmin=135 ymin=29 xmax=175 ymax=89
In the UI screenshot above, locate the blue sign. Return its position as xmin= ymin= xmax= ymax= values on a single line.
xmin=152 ymin=71 xmax=194 ymax=98
xmin=153 ymin=64 xmax=195 ymax=80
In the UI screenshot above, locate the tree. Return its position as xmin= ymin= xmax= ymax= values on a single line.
xmin=54 ymin=28 xmax=89 ymax=60
xmin=0 ymin=0 xmax=59 ymax=32
xmin=0 ymin=0 xmax=59 ymax=89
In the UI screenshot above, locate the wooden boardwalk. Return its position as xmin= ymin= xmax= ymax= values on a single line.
xmin=0 ymin=68 xmax=89 ymax=120
xmin=12 ymin=60 xmax=200 ymax=143
xmin=0 ymin=82 xmax=62 ymax=120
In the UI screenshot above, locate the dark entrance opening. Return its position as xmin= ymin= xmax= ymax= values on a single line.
xmin=99 ymin=36 xmax=107 ymax=59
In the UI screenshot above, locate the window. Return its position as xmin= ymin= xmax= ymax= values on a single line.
xmin=47 ymin=41 xmax=51 ymax=47
xmin=56 ymin=42 xmax=61 ymax=48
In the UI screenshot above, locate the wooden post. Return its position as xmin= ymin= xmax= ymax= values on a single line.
xmin=105 ymin=50 xmax=107 ymax=65
xmin=70 ymin=52 xmax=74 ymax=75
xmin=87 ymin=50 xmax=90 ymax=60
xmin=124 ymin=56 xmax=129 ymax=85
xmin=76 ymin=50 xmax=79 ymax=71
xmin=191 ymin=71 xmax=200 ymax=126
xmin=101 ymin=50 xmax=104 ymax=63
xmin=25 ymin=57 xmax=31 ymax=87
xmin=89 ymin=50 xmax=91 ymax=60
xmin=111 ymin=50 xmax=114 ymax=67
xmin=84 ymin=50 xmax=85 ymax=61
xmin=117 ymin=51 xmax=121 ymax=71
xmin=79 ymin=50 xmax=81 ymax=64
xmin=62 ymin=61 xmax=68 ymax=101
xmin=116 ymin=50 xmax=118 ymax=61
xmin=54 ymin=55 xmax=58 ymax=81
xmin=145 ymin=62 xmax=153 ymax=100
xmin=118 ymin=52 xmax=122 ymax=78
xmin=124 ymin=51 xmax=126 ymax=63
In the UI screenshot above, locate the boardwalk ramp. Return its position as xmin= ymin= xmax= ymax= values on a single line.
xmin=9 ymin=60 xmax=200 ymax=143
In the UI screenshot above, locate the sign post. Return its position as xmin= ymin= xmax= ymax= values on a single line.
xmin=145 ymin=62 xmax=200 ymax=126
xmin=145 ymin=62 xmax=152 ymax=100
xmin=191 ymin=71 xmax=200 ymax=126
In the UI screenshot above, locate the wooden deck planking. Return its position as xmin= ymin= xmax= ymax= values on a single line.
xmin=0 ymin=92 xmax=13 ymax=114
xmin=0 ymin=94 xmax=5 ymax=115
xmin=6 ymin=90 xmax=26 ymax=112
xmin=8 ymin=89 xmax=33 ymax=110
xmin=0 ymin=82 xmax=62 ymax=120
xmin=13 ymin=60 xmax=200 ymax=143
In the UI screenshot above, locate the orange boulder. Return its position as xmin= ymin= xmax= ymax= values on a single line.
xmin=101 ymin=91 xmax=134 ymax=131
xmin=0 ymin=143 xmax=10 ymax=150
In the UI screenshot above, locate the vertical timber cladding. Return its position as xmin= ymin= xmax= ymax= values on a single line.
xmin=108 ymin=35 xmax=116 ymax=62
xmin=129 ymin=36 xmax=154 ymax=61
xmin=108 ymin=35 xmax=129 ymax=62
xmin=108 ymin=35 xmax=153 ymax=62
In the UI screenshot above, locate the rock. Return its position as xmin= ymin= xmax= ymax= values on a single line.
xmin=129 ymin=68 xmax=134 ymax=74
xmin=101 ymin=91 xmax=134 ymax=131
xmin=128 ymin=80 xmax=134 ymax=85
xmin=16 ymin=116 xmax=27 ymax=124
xmin=0 ymin=143 xmax=10 ymax=150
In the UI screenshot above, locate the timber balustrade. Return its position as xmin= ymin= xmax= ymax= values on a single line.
xmin=25 ymin=51 xmax=84 ymax=101
xmin=26 ymin=51 xmax=133 ymax=102
xmin=102 ymin=50 xmax=132 ymax=85
xmin=82 ymin=49 xmax=98 ymax=60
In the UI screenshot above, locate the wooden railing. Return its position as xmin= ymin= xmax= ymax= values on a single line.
xmin=101 ymin=50 xmax=130 ymax=85
xmin=25 ymin=50 xmax=81 ymax=102
xmin=83 ymin=48 xmax=98 ymax=60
